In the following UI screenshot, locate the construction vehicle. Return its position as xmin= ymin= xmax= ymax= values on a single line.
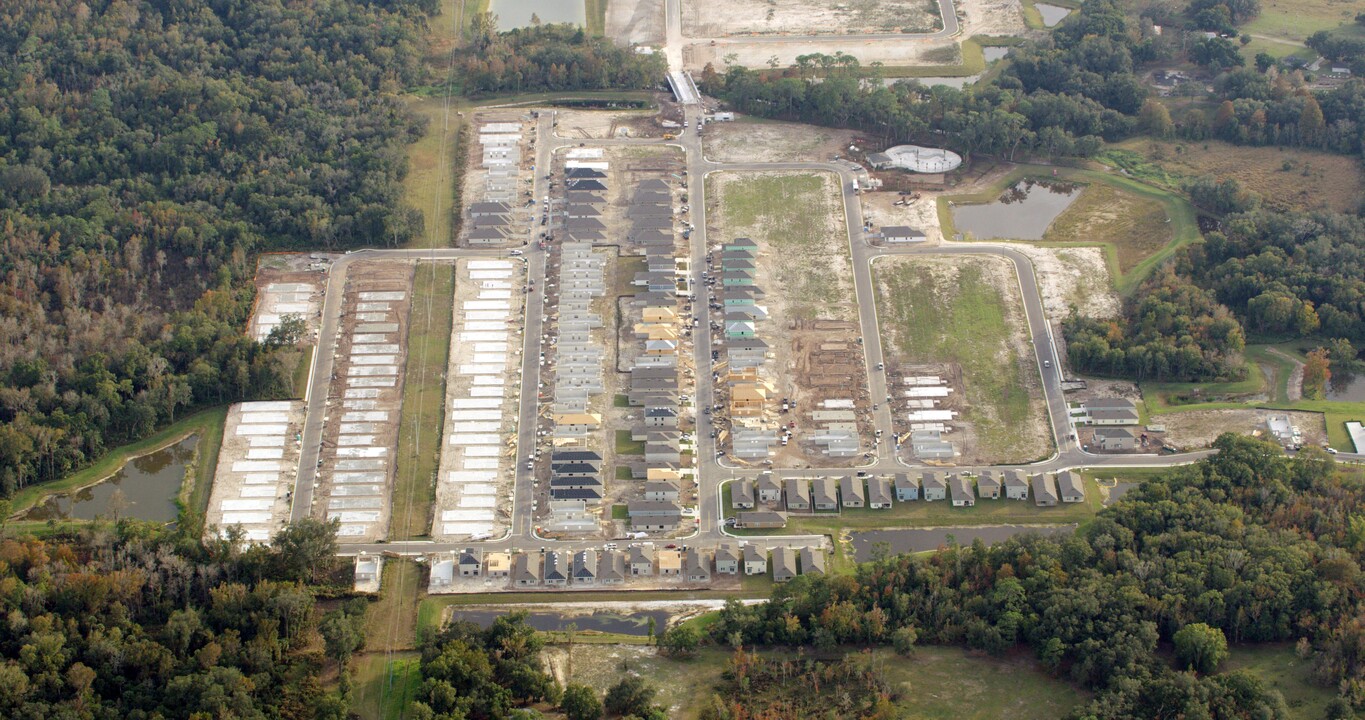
xmin=663 ymin=133 xmax=676 ymax=140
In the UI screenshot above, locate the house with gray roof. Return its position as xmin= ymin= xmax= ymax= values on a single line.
xmin=1033 ymin=474 xmax=1059 ymax=506
xmin=894 ymin=473 xmax=920 ymax=501
xmin=840 ymin=476 xmax=866 ymax=508
xmin=800 ymin=547 xmax=826 ymax=576
xmin=731 ymin=478 xmax=756 ymax=509
xmin=785 ymin=478 xmax=811 ymax=511
xmin=812 ymin=477 xmax=839 ymax=510
xmin=1058 ymin=471 xmax=1085 ymax=503
xmin=643 ymin=480 xmax=680 ymax=503
xmin=949 ymin=474 xmax=975 ymax=507
xmin=737 ymin=510 xmax=787 ymax=529
xmin=684 ymin=548 xmax=711 ymax=582
xmin=1093 ymin=427 xmax=1137 ymax=451
xmin=572 ymin=549 xmax=598 ymax=585
xmin=977 ymin=471 xmax=1002 ymax=500
xmin=773 ymin=547 xmax=798 ymax=582
xmin=715 ymin=544 xmax=739 ymax=575
xmin=868 ymin=476 xmax=893 ymax=508
xmin=628 ymin=545 xmax=654 ymax=576
xmin=458 ymin=548 xmax=482 ymax=577
xmin=922 ymin=472 xmax=947 ymax=501
xmin=1004 ymin=470 xmax=1029 ymax=500
xmin=543 ymin=551 xmax=568 ymax=586
xmin=743 ymin=545 xmax=767 ymax=575
xmin=756 ymin=473 xmax=781 ymax=503
xmin=597 ymin=550 xmax=625 ymax=585
xmin=513 ymin=554 xmax=541 ymax=586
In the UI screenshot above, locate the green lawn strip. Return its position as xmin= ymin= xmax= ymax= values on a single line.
xmin=292 ymin=345 xmax=314 ymax=398
xmin=937 ymin=164 xmax=1201 ymax=295
xmin=400 ymin=95 xmax=468 ymax=249
xmin=1224 ymin=644 xmax=1335 ymax=720
xmin=8 ymin=407 xmax=228 ymax=517
xmin=181 ymin=407 xmax=227 ymax=518
xmin=1239 ymin=36 xmax=1319 ymax=63
xmin=612 ymin=504 xmax=629 ymax=520
xmin=616 ymin=429 xmax=646 ymax=455
xmin=874 ymin=257 xmax=1043 ymax=462
xmin=616 ymin=254 xmax=646 ymax=297
xmin=352 ymin=652 xmax=422 ymax=720
xmin=390 ymin=263 xmax=455 ymax=541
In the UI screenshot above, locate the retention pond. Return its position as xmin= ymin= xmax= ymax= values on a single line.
xmin=951 ymin=179 xmax=1081 ymax=240
xmin=24 ymin=435 xmax=198 ymax=522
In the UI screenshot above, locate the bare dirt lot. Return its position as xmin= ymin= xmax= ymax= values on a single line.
xmin=703 ymin=117 xmax=857 ymax=164
xmin=860 ymin=191 xmax=946 ymax=244
xmin=1159 ymin=409 xmax=1326 ymax=451
xmin=607 ymin=0 xmax=667 ymax=45
xmin=682 ymin=0 xmax=942 ymax=36
xmin=553 ymin=109 xmax=667 ymax=140
xmin=685 ymin=37 xmax=961 ymax=70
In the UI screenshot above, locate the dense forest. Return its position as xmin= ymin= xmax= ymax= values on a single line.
xmin=0 ymin=0 xmax=436 ymax=495
xmin=457 ymin=18 xmax=667 ymax=97
xmin=700 ymin=435 xmax=1365 ymax=718
xmin=0 ymin=518 xmax=357 ymax=719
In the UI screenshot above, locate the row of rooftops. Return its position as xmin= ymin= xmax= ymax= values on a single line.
xmin=428 ymin=542 xmax=824 ymax=589
xmin=712 ymin=240 xmax=777 ymax=459
xmin=732 ymin=469 xmax=1086 ymax=514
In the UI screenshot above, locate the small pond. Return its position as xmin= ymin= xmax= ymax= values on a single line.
xmin=25 ymin=435 xmax=197 ymax=522
xmin=983 ymin=47 xmax=1011 ymax=63
xmin=454 ymin=608 xmax=671 ymax=636
xmin=1104 ymin=482 xmax=1138 ymax=506
xmin=1035 ymin=3 xmax=1074 ymax=27
xmin=850 ymin=524 xmax=1077 ymax=561
xmin=951 ymin=179 xmax=1082 ymax=240
xmin=489 ymin=0 xmax=585 ymax=30
xmin=1326 ymin=372 xmax=1365 ymax=402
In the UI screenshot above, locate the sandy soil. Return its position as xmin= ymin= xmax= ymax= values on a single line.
xmin=860 ymin=192 xmax=946 ymax=244
xmin=1159 ymin=409 xmax=1326 ymax=451
xmin=607 ymin=0 xmax=667 ymax=46
xmin=553 ymin=109 xmax=666 ymax=140
xmin=1013 ymin=244 xmax=1120 ymax=320
xmin=683 ymin=0 xmax=942 ymax=36
xmin=703 ymin=117 xmax=857 ymax=164
xmin=685 ymin=37 xmax=962 ymax=70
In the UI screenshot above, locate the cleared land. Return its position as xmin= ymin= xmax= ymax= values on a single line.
xmin=874 ymin=255 xmax=1049 ymax=464
xmin=1106 ymin=139 xmax=1365 ymax=214
xmin=402 ymin=97 xmax=466 ymax=249
xmin=353 ymin=559 xmax=424 ymax=720
xmin=1244 ymin=0 xmax=1365 ymax=42
xmin=1225 ymin=644 xmax=1335 ymax=720
xmin=712 ymin=172 xmax=853 ymax=320
xmin=682 ymin=0 xmax=941 ymax=36
xmin=390 ymin=263 xmax=454 ymax=540
xmin=703 ymin=117 xmax=857 ymax=164
xmin=554 ymin=644 xmax=1086 ymax=719
xmin=1045 ymin=182 xmax=1174 ymax=277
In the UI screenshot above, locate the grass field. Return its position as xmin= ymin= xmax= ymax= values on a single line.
xmin=874 ymin=36 xmax=1025 ymax=79
xmin=352 ymin=652 xmax=422 ymax=720
xmin=1104 ymin=139 xmax=1365 ymax=214
xmin=1225 ymin=644 xmax=1335 ymax=720
xmin=401 ymin=96 xmax=467 ymax=249
xmin=874 ymin=255 xmax=1048 ymax=463
xmin=713 ymin=172 xmax=853 ymax=320
xmin=352 ymin=559 xmax=425 ymax=720
xmin=938 ymin=164 xmax=1201 ymax=295
xmin=291 ymin=346 xmax=314 ymax=398
xmin=585 ymin=0 xmax=607 ymax=35
xmin=616 ymin=429 xmax=645 ymax=455
xmin=390 ymin=264 xmax=454 ymax=540
xmin=560 ymin=644 xmax=1087 ymax=719
xmin=8 ymin=407 xmax=228 ymax=518
xmin=1243 ymin=0 xmax=1365 ymax=42
xmin=1239 ymin=35 xmax=1319 ymax=64
xmin=1046 ymin=182 xmax=1174 ymax=276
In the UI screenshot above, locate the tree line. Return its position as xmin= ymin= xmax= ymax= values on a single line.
xmin=0 ymin=517 xmax=360 ymax=719
xmin=456 ymin=19 xmax=667 ymax=97
xmin=0 ymin=0 xmax=435 ymax=496
xmin=698 ymin=435 xmax=1365 ymax=717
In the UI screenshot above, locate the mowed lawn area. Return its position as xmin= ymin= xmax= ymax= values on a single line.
xmin=390 ymin=263 xmax=454 ymax=540
xmin=874 ymin=256 xmax=1048 ymax=463
xmin=712 ymin=172 xmax=854 ymax=320
xmin=1243 ymin=0 xmax=1365 ymax=42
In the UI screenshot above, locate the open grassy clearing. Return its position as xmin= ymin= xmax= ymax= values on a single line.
xmin=352 ymin=652 xmax=421 ymax=720
xmin=1225 ymin=644 xmax=1335 ymax=720
xmin=1243 ymin=0 xmax=1365 ymax=42
xmin=401 ymin=96 xmax=467 ymax=249
xmin=7 ymin=407 xmax=227 ymax=518
xmin=712 ymin=172 xmax=853 ymax=320
xmin=585 ymin=0 xmax=607 ymax=35
xmin=874 ymin=255 xmax=1049 ymax=463
xmin=1239 ymin=35 xmax=1319 ymax=63
xmin=938 ymin=164 xmax=1200 ymax=295
xmin=1045 ymin=182 xmax=1174 ymax=276
xmin=1104 ymin=139 xmax=1365 ymax=214
xmin=353 ymin=560 xmax=425 ymax=720
xmin=290 ymin=345 xmax=314 ymax=398
xmin=558 ymin=644 xmax=1087 ymax=719
xmin=390 ymin=264 xmax=454 ymax=540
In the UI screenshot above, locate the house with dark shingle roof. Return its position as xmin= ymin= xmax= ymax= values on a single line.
xmin=977 ymin=471 xmax=1002 ymax=500
xmin=894 ymin=473 xmax=920 ymax=501
xmin=1033 ymin=474 xmax=1059 ymax=506
xmin=840 ymin=476 xmax=866 ymax=508
xmin=1004 ymin=470 xmax=1029 ymax=500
